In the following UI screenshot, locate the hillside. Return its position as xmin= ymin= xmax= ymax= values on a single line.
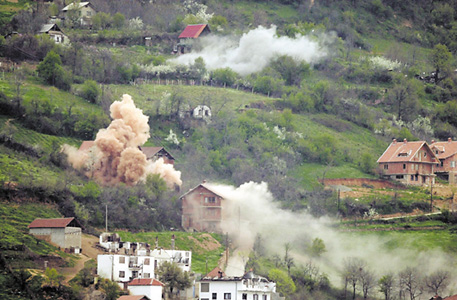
xmin=2 ymin=0 xmax=457 ymax=299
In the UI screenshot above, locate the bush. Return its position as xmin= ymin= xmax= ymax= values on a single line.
xmin=212 ymin=68 xmax=238 ymax=86
xmin=80 ymin=80 xmax=100 ymax=103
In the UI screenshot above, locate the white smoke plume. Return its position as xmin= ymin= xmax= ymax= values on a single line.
xmin=171 ymin=25 xmax=327 ymax=76
xmin=63 ymin=94 xmax=182 ymax=188
xmin=206 ymin=181 xmax=456 ymax=289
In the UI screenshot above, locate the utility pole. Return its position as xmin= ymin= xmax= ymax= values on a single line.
xmin=105 ymin=204 xmax=108 ymax=232
xmin=430 ymin=179 xmax=433 ymax=212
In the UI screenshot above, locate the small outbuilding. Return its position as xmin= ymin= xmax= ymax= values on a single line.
xmin=128 ymin=278 xmax=164 ymax=300
xmin=177 ymin=24 xmax=210 ymax=54
xmin=39 ymin=23 xmax=69 ymax=45
xmin=28 ymin=217 xmax=83 ymax=253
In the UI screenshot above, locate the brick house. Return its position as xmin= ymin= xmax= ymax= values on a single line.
xmin=180 ymin=181 xmax=224 ymax=232
xmin=430 ymin=138 xmax=457 ymax=185
xmin=377 ymin=139 xmax=438 ymax=185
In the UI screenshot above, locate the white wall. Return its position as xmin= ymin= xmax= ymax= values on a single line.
xmin=129 ymin=285 xmax=163 ymax=300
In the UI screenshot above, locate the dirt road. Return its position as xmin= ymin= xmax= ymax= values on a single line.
xmin=59 ymin=234 xmax=102 ymax=284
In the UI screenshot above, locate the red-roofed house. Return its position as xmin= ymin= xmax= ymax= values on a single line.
xmin=79 ymin=141 xmax=174 ymax=165
xmin=180 ymin=181 xmax=224 ymax=232
xmin=28 ymin=217 xmax=83 ymax=252
xmin=377 ymin=139 xmax=438 ymax=185
xmin=177 ymin=24 xmax=210 ymax=53
xmin=430 ymin=138 xmax=457 ymax=184
xmin=128 ymin=278 xmax=164 ymax=300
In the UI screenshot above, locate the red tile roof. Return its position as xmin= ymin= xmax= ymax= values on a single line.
xmin=128 ymin=278 xmax=164 ymax=286
xmin=431 ymin=139 xmax=457 ymax=159
xmin=377 ymin=140 xmax=437 ymax=163
xmin=179 ymin=24 xmax=209 ymax=38
xmin=444 ymin=296 xmax=457 ymax=300
xmin=28 ymin=218 xmax=79 ymax=228
xmin=204 ymin=267 xmax=226 ymax=278
xmin=79 ymin=141 xmax=95 ymax=151
xmin=118 ymin=296 xmax=151 ymax=300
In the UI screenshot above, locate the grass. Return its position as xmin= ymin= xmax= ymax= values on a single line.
xmin=116 ymin=231 xmax=225 ymax=274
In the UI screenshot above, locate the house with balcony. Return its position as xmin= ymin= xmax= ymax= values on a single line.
xmin=430 ymin=138 xmax=457 ymax=185
xmin=180 ymin=181 xmax=224 ymax=233
xmin=198 ymin=269 xmax=277 ymax=300
xmin=97 ymin=236 xmax=191 ymax=289
xmin=377 ymin=139 xmax=438 ymax=185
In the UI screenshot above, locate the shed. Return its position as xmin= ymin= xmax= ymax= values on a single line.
xmin=39 ymin=23 xmax=68 ymax=44
xmin=177 ymin=24 xmax=210 ymax=54
xmin=28 ymin=217 xmax=83 ymax=253
xmin=128 ymin=278 xmax=164 ymax=300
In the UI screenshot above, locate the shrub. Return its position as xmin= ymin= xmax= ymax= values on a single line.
xmin=212 ymin=67 xmax=238 ymax=86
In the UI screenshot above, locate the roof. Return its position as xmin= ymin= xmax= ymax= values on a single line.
xmin=377 ymin=140 xmax=437 ymax=163
xmin=179 ymin=181 xmax=224 ymax=200
xmin=79 ymin=141 xmax=95 ymax=151
xmin=118 ymin=296 xmax=151 ymax=300
xmin=139 ymin=146 xmax=175 ymax=160
xmin=204 ymin=267 xmax=226 ymax=279
xmin=62 ymin=2 xmax=91 ymax=11
xmin=444 ymin=296 xmax=457 ymax=300
xmin=79 ymin=142 xmax=174 ymax=160
xmin=128 ymin=278 xmax=164 ymax=287
xmin=28 ymin=217 xmax=82 ymax=229
xmin=178 ymin=24 xmax=210 ymax=39
xmin=39 ymin=24 xmax=62 ymax=33
xmin=431 ymin=139 xmax=457 ymax=159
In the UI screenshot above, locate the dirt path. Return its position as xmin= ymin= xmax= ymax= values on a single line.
xmin=59 ymin=234 xmax=101 ymax=284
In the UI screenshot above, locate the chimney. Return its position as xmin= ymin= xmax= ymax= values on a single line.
xmin=403 ymin=138 xmax=407 ymax=144
xmin=431 ymin=140 xmax=435 ymax=144
xmin=202 ymin=180 xmax=207 ymax=184
xmin=392 ymin=138 xmax=397 ymax=144
xmin=449 ymin=137 xmax=452 ymax=143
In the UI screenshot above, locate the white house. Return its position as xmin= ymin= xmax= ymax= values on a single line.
xmin=128 ymin=278 xmax=164 ymax=300
xmin=39 ymin=23 xmax=69 ymax=45
xmin=198 ymin=269 xmax=277 ymax=300
xmin=28 ymin=217 xmax=82 ymax=253
xmin=62 ymin=1 xmax=96 ymax=27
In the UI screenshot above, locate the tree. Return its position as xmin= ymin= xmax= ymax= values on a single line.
xmin=212 ymin=68 xmax=238 ymax=87
xmin=44 ymin=268 xmax=64 ymax=287
xmin=268 ymin=268 xmax=296 ymax=296
xmin=359 ymin=267 xmax=376 ymax=299
xmin=37 ymin=51 xmax=72 ymax=90
xmin=342 ymin=257 xmax=366 ymax=300
xmin=284 ymin=243 xmax=294 ymax=276
xmin=270 ymin=55 xmax=310 ymax=86
xmin=80 ymin=80 xmax=100 ymax=103
xmin=424 ymin=270 xmax=450 ymax=296
xmin=386 ymin=80 xmax=419 ymax=122
xmin=157 ymin=261 xmax=192 ymax=298
xmin=398 ymin=267 xmax=422 ymax=300
xmin=113 ymin=13 xmax=125 ymax=28
xmin=379 ymin=274 xmax=395 ymax=300
xmin=308 ymin=238 xmax=326 ymax=257
xmin=99 ymin=278 xmax=121 ymax=300
xmin=431 ymin=44 xmax=452 ymax=83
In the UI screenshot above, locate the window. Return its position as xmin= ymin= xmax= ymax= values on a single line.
xmin=132 ymin=271 xmax=138 ymax=278
xmin=403 ymin=164 xmax=406 ymax=169
xmin=205 ymin=197 xmax=216 ymax=203
xmin=452 ymin=161 xmax=456 ymax=168
xmin=415 ymin=175 xmax=419 ymax=181
xmin=262 ymin=296 xmax=267 ymax=300
xmin=119 ymin=271 xmax=125 ymax=278
xmin=411 ymin=175 xmax=414 ymax=181
xmin=224 ymin=293 xmax=231 ymax=300
xmin=143 ymin=273 xmax=150 ymax=278
xmin=212 ymin=293 xmax=217 ymax=300
xmin=398 ymin=152 xmax=408 ymax=157
xmin=416 ymin=164 xmax=419 ymax=170
xmin=242 ymin=294 xmax=247 ymax=300
xmin=201 ymin=283 xmax=209 ymax=292
xmin=144 ymin=258 xmax=150 ymax=265
xmin=119 ymin=256 xmax=125 ymax=264
xmin=441 ymin=160 xmax=444 ymax=167
xmin=424 ymin=152 xmax=427 ymax=157
xmin=384 ymin=164 xmax=388 ymax=170
xmin=253 ymin=295 xmax=259 ymax=300
xmin=396 ymin=175 xmax=404 ymax=179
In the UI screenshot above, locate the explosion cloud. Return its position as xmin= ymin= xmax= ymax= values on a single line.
xmin=63 ymin=94 xmax=182 ymax=188
xmin=172 ymin=25 xmax=327 ymax=76
xmin=206 ymin=181 xmax=456 ymax=289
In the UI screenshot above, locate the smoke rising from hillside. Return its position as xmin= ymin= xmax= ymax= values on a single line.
xmin=172 ymin=26 xmax=327 ymax=76
xmin=207 ymin=181 xmax=454 ymax=286
xmin=63 ymin=94 xmax=182 ymax=188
